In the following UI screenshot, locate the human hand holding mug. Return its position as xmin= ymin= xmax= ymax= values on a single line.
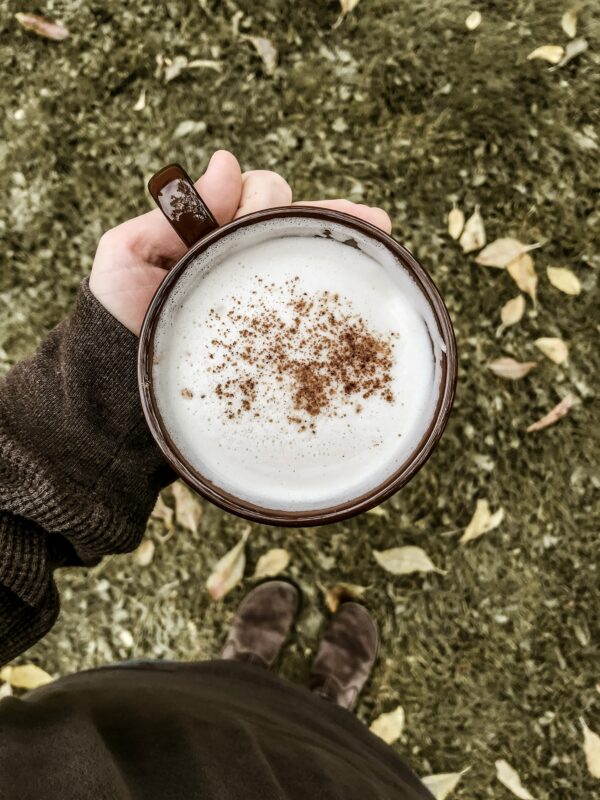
xmin=89 ymin=150 xmax=392 ymax=336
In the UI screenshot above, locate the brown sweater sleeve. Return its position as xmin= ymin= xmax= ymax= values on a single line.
xmin=0 ymin=279 xmax=174 ymax=664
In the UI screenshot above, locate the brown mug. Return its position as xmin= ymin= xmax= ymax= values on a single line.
xmin=139 ymin=163 xmax=457 ymax=527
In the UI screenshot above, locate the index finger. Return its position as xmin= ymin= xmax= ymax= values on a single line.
xmin=293 ymin=199 xmax=392 ymax=235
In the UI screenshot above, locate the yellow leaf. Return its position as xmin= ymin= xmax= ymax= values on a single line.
xmin=580 ymin=717 xmax=600 ymax=779
xmin=495 ymin=759 xmax=536 ymax=800
xmin=339 ymin=0 xmax=361 ymax=14
xmin=507 ymin=253 xmax=538 ymax=305
xmin=133 ymin=539 xmax=155 ymax=567
xmin=206 ymin=529 xmax=250 ymax=600
xmin=324 ymin=583 xmax=368 ymax=613
xmin=476 ymin=238 xmax=540 ymax=269
xmin=366 ymin=505 xmax=389 ymax=518
xmin=465 ymin=11 xmax=482 ymax=31
xmin=526 ymin=394 xmax=575 ymax=432
xmin=369 ymin=706 xmax=405 ymax=744
xmin=561 ymin=10 xmax=577 ymax=39
xmin=500 ymin=295 xmax=525 ymax=327
xmin=133 ymin=89 xmax=146 ymax=111
xmin=447 ymin=206 xmax=465 ymax=240
xmin=253 ymin=548 xmax=290 ymax=579
xmin=488 ymin=357 xmax=537 ymax=380
xmin=151 ymin=495 xmax=174 ymax=530
xmin=172 ymin=481 xmax=202 ymax=533
xmin=527 ymin=45 xmax=564 ymax=64
xmin=534 ymin=337 xmax=568 ymax=364
xmin=422 ymin=769 xmax=470 ymax=800
xmin=547 ymin=267 xmax=581 ymax=296
xmin=460 ymin=499 xmax=504 ymax=544
xmin=373 ymin=546 xmax=445 ymax=576
xmin=459 ymin=207 xmax=486 ymax=253
xmin=15 ymin=12 xmax=69 ymax=40
xmin=553 ymin=37 xmax=588 ymax=68
xmin=0 ymin=663 xmax=54 ymax=689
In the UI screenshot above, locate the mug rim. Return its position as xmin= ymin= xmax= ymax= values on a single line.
xmin=138 ymin=205 xmax=457 ymax=527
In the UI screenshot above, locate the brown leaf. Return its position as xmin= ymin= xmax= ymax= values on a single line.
xmin=373 ymin=546 xmax=445 ymax=576
xmin=422 ymin=769 xmax=470 ymax=800
xmin=253 ymin=548 xmax=290 ymax=579
xmin=324 ymin=583 xmax=368 ymax=613
xmin=527 ymin=45 xmax=564 ymax=64
xmin=507 ymin=253 xmax=538 ymax=305
xmin=447 ymin=206 xmax=465 ymax=240
xmin=369 ymin=706 xmax=405 ymax=744
xmin=561 ymin=10 xmax=577 ymax=38
xmin=526 ymin=394 xmax=575 ymax=432
xmin=495 ymin=760 xmax=536 ymax=800
xmin=534 ymin=337 xmax=568 ymax=364
xmin=459 ymin=207 xmax=486 ymax=253
xmin=500 ymin=295 xmax=525 ymax=327
xmin=206 ymin=529 xmax=250 ymax=600
xmin=547 ymin=267 xmax=581 ymax=295
xmin=488 ymin=357 xmax=537 ymax=380
xmin=580 ymin=717 xmax=600 ymax=779
xmin=0 ymin=663 xmax=54 ymax=689
xmin=465 ymin=11 xmax=482 ymax=31
xmin=246 ymin=36 xmax=277 ymax=75
xmin=553 ymin=37 xmax=588 ymax=68
xmin=15 ymin=12 xmax=69 ymax=40
xmin=172 ymin=481 xmax=202 ymax=533
xmin=476 ymin=238 xmax=540 ymax=269
xmin=460 ymin=499 xmax=504 ymax=544
xmin=133 ymin=539 xmax=155 ymax=567
xmin=151 ymin=495 xmax=174 ymax=530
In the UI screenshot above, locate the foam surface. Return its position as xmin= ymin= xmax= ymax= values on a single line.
xmin=153 ymin=218 xmax=443 ymax=511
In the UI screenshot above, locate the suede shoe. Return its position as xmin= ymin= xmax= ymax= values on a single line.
xmin=221 ymin=580 xmax=300 ymax=669
xmin=310 ymin=602 xmax=378 ymax=711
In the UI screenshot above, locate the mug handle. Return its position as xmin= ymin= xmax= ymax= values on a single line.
xmin=148 ymin=163 xmax=219 ymax=247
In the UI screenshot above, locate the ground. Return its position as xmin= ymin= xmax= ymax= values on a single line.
xmin=0 ymin=0 xmax=599 ymax=797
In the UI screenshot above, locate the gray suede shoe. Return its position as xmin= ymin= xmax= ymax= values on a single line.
xmin=310 ymin=602 xmax=379 ymax=711
xmin=221 ymin=580 xmax=300 ymax=669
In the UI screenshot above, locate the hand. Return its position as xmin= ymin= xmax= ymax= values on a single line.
xmin=90 ymin=150 xmax=392 ymax=336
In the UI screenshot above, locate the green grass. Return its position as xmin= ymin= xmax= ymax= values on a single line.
xmin=1 ymin=0 xmax=598 ymax=796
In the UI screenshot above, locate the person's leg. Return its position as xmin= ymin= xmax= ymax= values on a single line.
xmin=221 ymin=580 xmax=300 ymax=668
xmin=310 ymin=602 xmax=379 ymax=711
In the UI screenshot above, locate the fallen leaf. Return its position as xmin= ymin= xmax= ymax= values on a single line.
xmin=534 ymin=337 xmax=568 ymax=364
xmin=465 ymin=11 xmax=482 ymax=31
xmin=366 ymin=505 xmax=389 ymax=518
xmin=580 ymin=717 xmax=600 ymax=779
xmin=173 ymin=119 xmax=207 ymax=139
xmin=501 ymin=295 xmax=526 ymax=327
xmin=526 ymin=394 xmax=575 ymax=432
xmin=15 ymin=12 xmax=69 ymax=40
xmin=460 ymin=499 xmax=504 ymax=544
xmin=172 ymin=481 xmax=202 ymax=533
xmin=324 ymin=583 xmax=368 ymax=613
xmin=133 ymin=89 xmax=146 ymax=111
xmin=373 ymin=546 xmax=445 ymax=576
xmin=0 ymin=682 xmax=12 ymax=699
xmin=527 ymin=45 xmax=564 ymax=64
xmin=0 ymin=663 xmax=53 ymax=689
xmin=246 ymin=36 xmax=277 ymax=75
xmin=459 ymin=207 xmax=486 ymax=253
xmin=447 ymin=206 xmax=465 ymax=240
xmin=507 ymin=253 xmax=538 ymax=304
xmin=561 ymin=9 xmax=577 ymax=38
xmin=206 ymin=529 xmax=250 ymax=600
xmin=488 ymin=357 xmax=537 ymax=380
xmin=422 ymin=769 xmax=470 ymax=800
xmin=475 ymin=238 xmax=540 ymax=269
xmin=369 ymin=706 xmax=405 ymax=744
xmin=151 ymin=495 xmax=174 ymax=530
xmin=495 ymin=759 xmax=536 ymax=800
xmin=553 ymin=37 xmax=588 ymax=68
xmin=163 ymin=54 xmax=189 ymax=83
xmin=253 ymin=548 xmax=290 ymax=579
xmin=133 ymin=539 xmax=155 ymax=567
xmin=547 ymin=266 xmax=581 ymax=295
xmin=187 ymin=59 xmax=222 ymax=72
xmin=339 ymin=0 xmax=361 ymax=15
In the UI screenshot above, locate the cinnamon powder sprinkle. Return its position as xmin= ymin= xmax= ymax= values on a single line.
xmin=203 ymin=277 xmax=396 ymax=428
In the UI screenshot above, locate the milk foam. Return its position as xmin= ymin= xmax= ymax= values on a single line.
xmin=153 ymin=217 xmax=444 ymax=511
